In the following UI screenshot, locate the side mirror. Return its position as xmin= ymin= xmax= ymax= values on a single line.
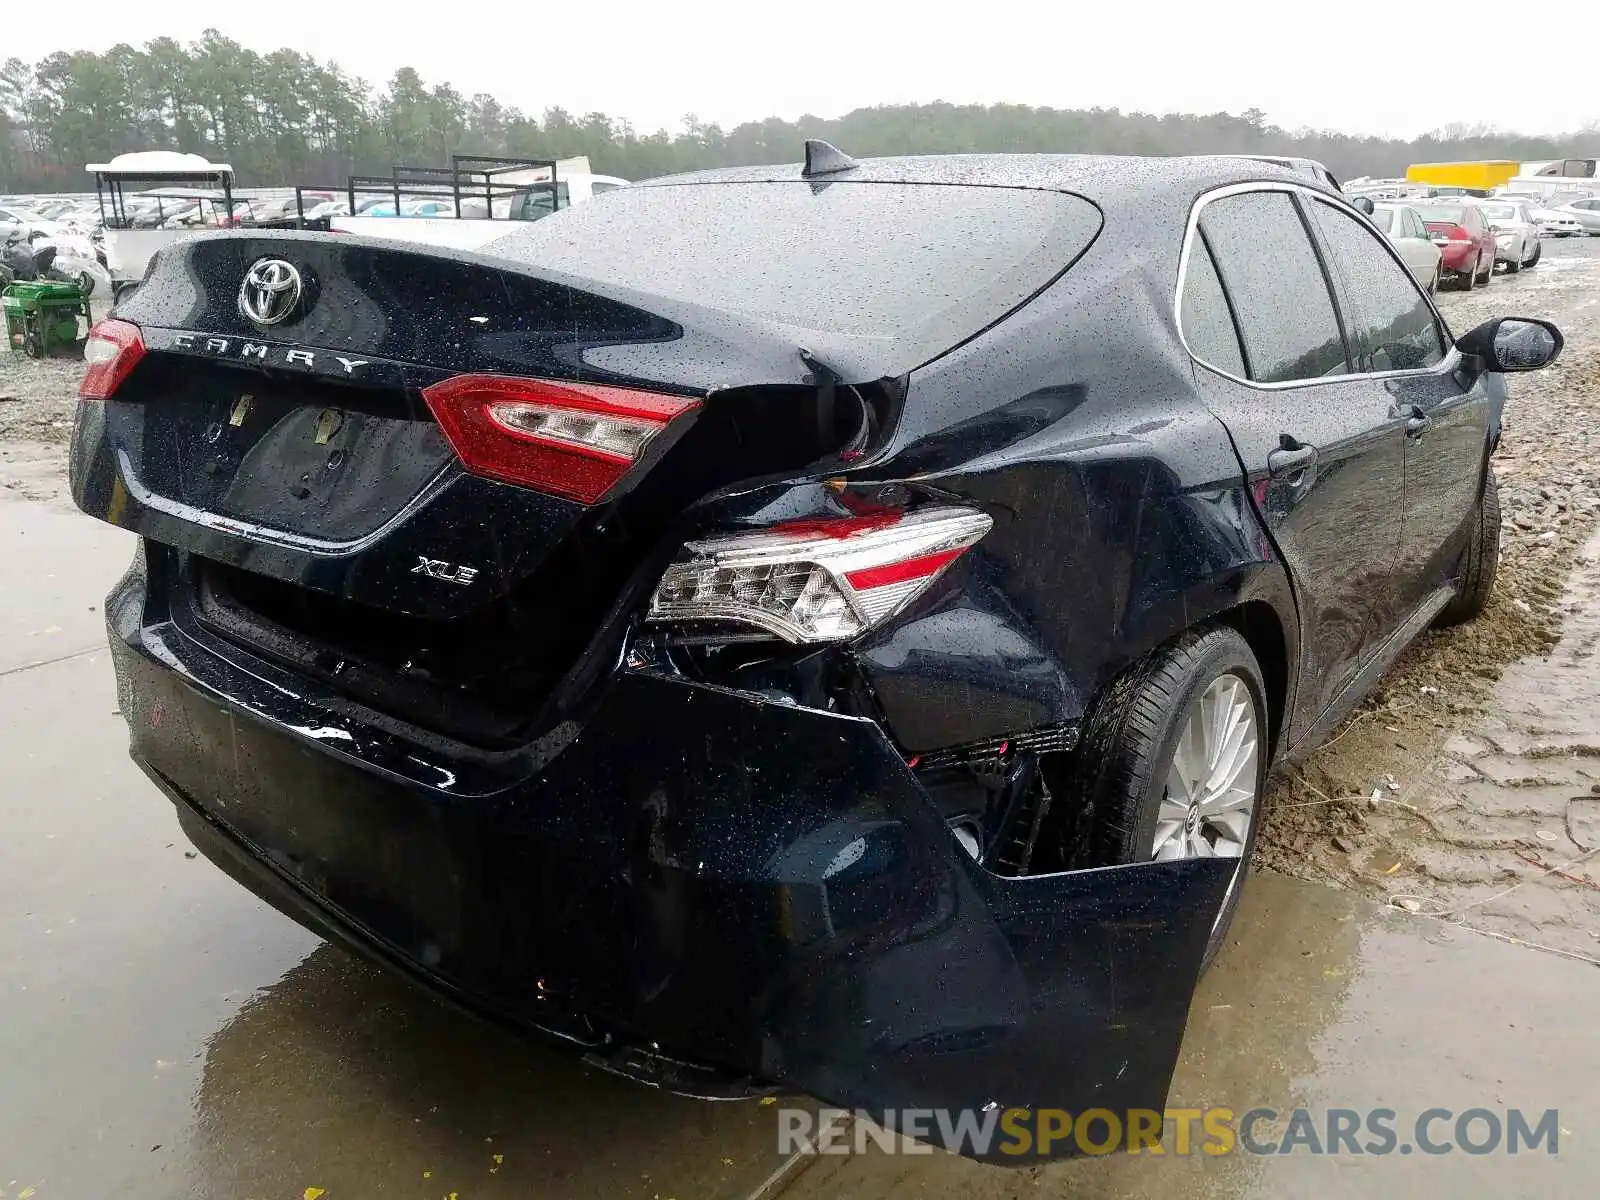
xmin=1456 ymin=317 xmax=1564 ymax=372
xmin=1350 ymin=196 xmax=1376 ymax=216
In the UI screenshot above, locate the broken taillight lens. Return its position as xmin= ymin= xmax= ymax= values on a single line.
xmin=79 ymin=319 xmax=146 ymax=400
xmin=422 ymin=374 xmax=701 ymax=504
xmin=648 ymin=506 xmax=993 ymax=644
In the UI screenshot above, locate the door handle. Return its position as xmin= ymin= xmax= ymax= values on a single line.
xmin=1267 ymin=437 xmax=1319 ymax=478
xmin=1404 ymin=404 xmax=1432 ymax=439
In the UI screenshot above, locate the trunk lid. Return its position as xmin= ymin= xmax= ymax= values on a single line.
xmin=73 ymin=233 xmax=876 ymax=744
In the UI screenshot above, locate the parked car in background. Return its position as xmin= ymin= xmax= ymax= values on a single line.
xmin=0 ymin=205 xmax=59 ymax=242
xmin=1412 ymin=201 xmax=1495 ymax=289
xmin=1548 ymin=196 xmax=1600 ymax=235
xmin=1475 ymin=198 xmax=1542 ymax=271
xmin=302 ymin=199 xmax=350 ymax=220
xmin=1371 ymin=202 xmax=1443 ymax=292
xmin=68 ymin=150 xmax=1563 ymax=1155
xmin=240 ymin=197 xmax=300 ymax=227
xmin=1532 ymin=207 xmax=1585 ymax=236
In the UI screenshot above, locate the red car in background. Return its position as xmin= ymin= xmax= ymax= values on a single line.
xmin=1413 ymin=201 xmax=1494 ymax=290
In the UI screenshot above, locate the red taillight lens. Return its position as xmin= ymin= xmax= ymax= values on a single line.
xmin=1447 ymin=224 xmax=1471 ymax=241
xmin=647 ymin=507 xmax=993 ymax=644
xmin=79 ymin=319 xmax=146 ymax=400
xmin=422 ymin=374 xmax=700 ymax=504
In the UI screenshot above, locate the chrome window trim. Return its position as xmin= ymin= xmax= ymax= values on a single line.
xmin=1175 ymin=179 xmax=1460 ymax=391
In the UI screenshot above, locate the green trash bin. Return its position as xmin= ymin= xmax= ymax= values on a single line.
xmin=3 ymin=280 xmax=90 ymax=359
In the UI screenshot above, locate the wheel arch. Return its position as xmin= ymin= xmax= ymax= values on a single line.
xmin=1213 ymin=599 xmax=1291 ymax=762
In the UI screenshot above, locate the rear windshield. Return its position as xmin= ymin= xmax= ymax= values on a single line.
xmin=489 ymin=181 xmax=1101 ymax=353
xmin=1370 ymin=207 xmax=1395 ymax=232
xmin=1413 ymin=203 xmax=1467 ymax=222
xmin=1478 ymin=203 xmax=1517 ymax=219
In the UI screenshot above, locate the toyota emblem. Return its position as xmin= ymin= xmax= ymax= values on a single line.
xmin=238 ymin=258 xmax=304 ymax=326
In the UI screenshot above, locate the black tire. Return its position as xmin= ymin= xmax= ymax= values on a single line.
xmin=1524 ymin=240 xmax=1541 ymax=267
xmin=1436 ymin=466 xmax=1500 ymax=627
xmin=1066 ymin=626 xmax=1269 ymax=966
xmin=1476 ymin=253 xmax=1493 ymax=286
xmin=1457 ymin=262 xmax=1475 ymax=291
xmin=1504 ymin=254 xmax=1520 ymax=274
xmin=1427 ymin=264 xmax=1440 ymax=296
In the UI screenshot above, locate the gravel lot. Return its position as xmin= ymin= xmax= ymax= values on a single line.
xmin=0 ymin=349 xmax=82 ymax=448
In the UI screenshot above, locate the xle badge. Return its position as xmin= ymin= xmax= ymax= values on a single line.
xmin=412 ymin=557 xmax=479 ymax=587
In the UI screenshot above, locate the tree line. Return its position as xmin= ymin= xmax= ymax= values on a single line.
xmin=2 ymin=31 xmax=1596 ymax=193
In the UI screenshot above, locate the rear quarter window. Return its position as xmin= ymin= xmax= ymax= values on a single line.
xmin=490 ymin=181 xmax=1102 ymax=358
xmin=1179 ymin=236 xmax=1246 ymax=378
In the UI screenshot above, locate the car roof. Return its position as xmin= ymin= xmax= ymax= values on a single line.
xmin=639 ymin=152 xmax=1323 ymax=203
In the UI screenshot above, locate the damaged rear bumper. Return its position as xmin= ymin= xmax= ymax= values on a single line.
xmin=109 ymin=575 xmax=1233 ymax=1161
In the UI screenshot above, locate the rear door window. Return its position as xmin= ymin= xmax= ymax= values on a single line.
xmin=1305 ymin=199 xmax=1446 ymax=373
xmin=1197 ymin=191 xmax=1350 ymax=383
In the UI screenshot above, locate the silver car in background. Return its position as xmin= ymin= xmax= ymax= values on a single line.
xmin=1547 ymin=196 xmax=1600 ymax=235
xmin=1476 ymin=199 xmax=1542 ymax=271
xmin=1371 ymin=202 xmax=1443 ymax=293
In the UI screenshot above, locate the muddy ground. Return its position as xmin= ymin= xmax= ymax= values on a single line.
xmin=5 ymin=238 xmax=1599 ymax=967
xmin=1260 ymin=243 xmax=1600 ymax=963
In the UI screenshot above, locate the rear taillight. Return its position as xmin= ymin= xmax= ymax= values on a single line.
xmin=1446 ymin=224 xmax=1471 ymax=241
xmin=79 ymin=319 xmax=146 ymax=400
xmin=647 ymin=507 xmax=993 ymax=644
xmin=422 ymin=374 xmax=701 ymax=504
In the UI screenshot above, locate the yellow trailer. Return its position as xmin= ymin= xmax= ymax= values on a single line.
xmin=1405 ymin=161 xmax=1521 ymax=190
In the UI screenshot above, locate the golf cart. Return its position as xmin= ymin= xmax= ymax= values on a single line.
xmin=87 ymin=151 xmax=234 ymax=302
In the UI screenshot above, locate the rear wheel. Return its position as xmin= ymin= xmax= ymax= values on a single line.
xmin=1067 ymin=626 xmax=1268 ymax=966
xmin=1436 ymin=466 xmax=1500 ymax=627
xmin=1505 ymin=254 xmax=1520 ymax=274
xmin=1476 ymin=253 xmax=1493 ymax=286
xmin=1427 ymin=264 xmax=1440 ymax=296
xmin=1523 ymin=239 xmax=1541 ymax=267
xmin=1457 ymin=261 xmax=1475 ymax=291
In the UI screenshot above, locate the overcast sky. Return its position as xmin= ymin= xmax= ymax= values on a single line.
xmin=10 ymin=3 xmax=1598 ymax=140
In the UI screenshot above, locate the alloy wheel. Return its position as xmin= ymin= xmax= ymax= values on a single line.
xmin=1153 ymin=673 xmax=1259 ymax=860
